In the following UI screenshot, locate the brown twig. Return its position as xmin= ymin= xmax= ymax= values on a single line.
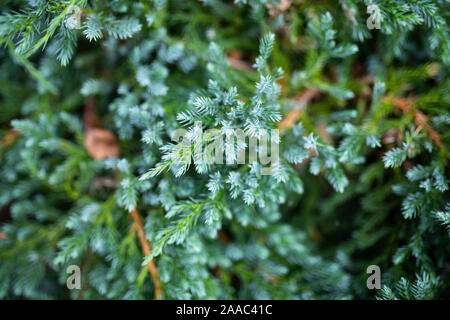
xmin=384 ymin=96 xmax=443 ymax=149
xmin=129 ymin=207 xmax=162 ymax=300
xmin=83 ymin=98 xmax=161 ymax=299
xmin=278 ymin=88 xmax=320 ymax=132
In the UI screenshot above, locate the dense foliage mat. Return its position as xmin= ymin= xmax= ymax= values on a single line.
xmin=0 ymin=0 xmax=449 ymax=300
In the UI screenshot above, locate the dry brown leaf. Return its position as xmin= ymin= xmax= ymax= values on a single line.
xmin=1 ymin=130 xmax=20 ymax=148
xmin=83 ymin=97 xmax=120 ymax=160
xmin=84 ymin=127 xmax=120 ymax=160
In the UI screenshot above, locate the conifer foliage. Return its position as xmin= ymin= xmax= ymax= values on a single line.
xmin=0 ymin=0 xmax=448 ymax=299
